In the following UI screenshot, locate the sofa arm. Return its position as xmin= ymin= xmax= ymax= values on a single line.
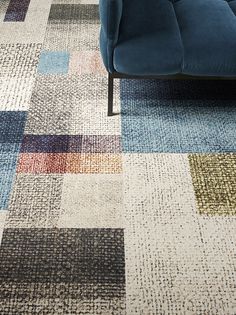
xmin=99 ymin=0 xmax=123 ymax=73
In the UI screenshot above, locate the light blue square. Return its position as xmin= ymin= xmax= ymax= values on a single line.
xmin=0 ymin=144 xmax=21 ymax=210
xmin=121 ymin=80 xmax=236 ymax=153
xmin=37 ymin=51 xmax=70 ymax=75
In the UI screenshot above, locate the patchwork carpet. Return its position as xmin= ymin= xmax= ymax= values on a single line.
xmin=0 ymin=0 xmax=236 ymax=314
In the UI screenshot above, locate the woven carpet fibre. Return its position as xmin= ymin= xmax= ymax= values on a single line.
xmin=0 ymin=0 xmax=236 ymax=314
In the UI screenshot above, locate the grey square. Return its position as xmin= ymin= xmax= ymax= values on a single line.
xmin=6 ymin=174 xmax=63 ymax=228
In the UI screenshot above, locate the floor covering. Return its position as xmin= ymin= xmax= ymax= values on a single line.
xmin=0 ymin=0 xmax=235 ymax=314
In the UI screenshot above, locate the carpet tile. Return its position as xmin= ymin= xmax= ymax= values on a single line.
xmin=17 ymin=153 xmax=68 ymax=174
xmin=0 ymin=43 xmax=41 ymax=110
xmin=6 ymin=174 xmax=63 ymax=228
xmin=21 ymin=134 xmax=72 ymax=153
xmin=189 ymin=153 xmax=236 ymax=215
xmin=72 ymin=153 xmax=122 ymax=174
xmin=0 ymin=43 xmax=41 ymax=78
xmin=43 ymin=4 xmax=99 ymax=51
xmin=69 ymin=51 xmax=106 ymax=75
xmin=4 ymin=0 xmax=31 ymax=22
xmin=0 ymin=111 xmax=27 ymax=143
xmin=0 ymin=228 xmax=125 ymax=284
xmin=37 ymin=51 xmax=70 ymax=75
xmin=0 ymin=228 xmax=126 ymax=314
xmin=0 ymin=77 xmax=36 ymax=111
xmin=0 ymin=147 xmax=20 ymax=210
xmin=20 ymin=135 xmax=121 ymax=153
xmin=24 ymin=75 xmax=79 ymax=134
xmin=80 ymin=135 xmax=121 ymax=153
xmin=59 ymin=174 xmax=123 ymax=228
xmin=121 ymin=79 xmax=236 ymax=153
xmin=0 ymin=112 xmax=27 ymax=209
xmin=48 ymin=4 xmax=99 ymax=21
xmin=17 ymin=153 xmax=122 ymax=174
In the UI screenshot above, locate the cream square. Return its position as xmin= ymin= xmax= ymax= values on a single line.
xmin=59 ymin=174 xmax=123 ymax=228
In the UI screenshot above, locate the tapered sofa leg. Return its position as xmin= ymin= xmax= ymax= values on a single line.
xmin=108 ymin=73 xmax=114 ymax=116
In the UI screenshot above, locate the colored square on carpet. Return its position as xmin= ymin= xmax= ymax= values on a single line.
xmin=48 ymin=4 xmax=99 ymax=22
xmin=69 ymin=51 xmax=106 ymax=75
xmin=20 ymin=135 xmax=71 ymax=153
xmin=43 ymin=4 xmax=99 ymax=51
xmin=17 ymin=153 xmax=67 ymax=174
xmin=4 ymin=0 xmax=31 ymax=22
xmin=0 ymin=171 xmax=16 ymax=210
xmin=43 ymin=23 xmax=99 ymax=52
xmin=6 ymin=174 xmax=63 ymax=228
xmin=66 ymin=153 xmax=122 ymax=174
xmin=189 ymin=154 xmax=236 ymax=215
xmin=0 ymin=228 xmax=126 ymax=314
xmin=80 ymin=135 xmax=121 ymax=153
xmin=59 ymin=174 xmax=123 ymax=228
xmin=16 ymin=153 xmax=122 ymax=174
xmin=121 ymin=79 xmax=236 ymax=153
xmin=0 ymin=228 xmax=125 ymax=284
xmin=0 ymin=145 xmax=21 ymax=210
xmin=37 ymin=51 xmax=70 ymax=75
xmin=20 ymin=135 xmax=121 ymax=153
xmin=0 ymin=111 xmax=27 ymax=143
xmin=25 ymin=75 xmax=76 ymax=134
xmin=0 ymin=112 xmax=27 ymax=209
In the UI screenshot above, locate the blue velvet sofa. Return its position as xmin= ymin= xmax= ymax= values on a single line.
xmin=99 ymin=0 xmax=236 ymax=115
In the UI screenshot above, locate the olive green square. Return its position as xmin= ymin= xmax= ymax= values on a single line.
xmin=189 ymin=154 xmax=236 ymax=215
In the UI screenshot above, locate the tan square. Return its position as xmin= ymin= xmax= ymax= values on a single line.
xmin=189 ymin=154 xmax=236 ymax=215
xmin=66 ymin=153 xmax=122 ymax=174
xmin=69 ymin=51 xmax=106 ymax=75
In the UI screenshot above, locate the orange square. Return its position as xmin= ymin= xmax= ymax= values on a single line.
xmin=65 ymin=153 xmax=122 ymax=174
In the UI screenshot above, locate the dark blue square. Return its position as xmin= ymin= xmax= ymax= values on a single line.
xmin=0 ymin=111 xmax=27 ymax=143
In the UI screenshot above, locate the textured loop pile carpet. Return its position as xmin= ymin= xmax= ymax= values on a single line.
xmin=0 ymin=0 xmax=236 ymax=314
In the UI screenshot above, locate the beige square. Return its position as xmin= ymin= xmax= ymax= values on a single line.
xmin=58 ymin=174 xmax=123 ymax=228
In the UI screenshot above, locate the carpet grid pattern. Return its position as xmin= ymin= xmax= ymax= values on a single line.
xmin=0 ymin=0 xmax=235 ymax=314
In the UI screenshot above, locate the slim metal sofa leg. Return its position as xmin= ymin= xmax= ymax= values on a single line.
xmin=108 ymin=73 xmax=114 ymax=116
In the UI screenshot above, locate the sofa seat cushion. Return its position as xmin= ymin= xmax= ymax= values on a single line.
xmin=113 ymin=0 xmax=236 ymax=76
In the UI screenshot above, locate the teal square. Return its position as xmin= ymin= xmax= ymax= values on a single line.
xmin=38 ymin=51 xmax=70 ymax=75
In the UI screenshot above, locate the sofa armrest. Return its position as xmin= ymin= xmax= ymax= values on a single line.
xmin=99 ymin=0 xmax=123 ymax=73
